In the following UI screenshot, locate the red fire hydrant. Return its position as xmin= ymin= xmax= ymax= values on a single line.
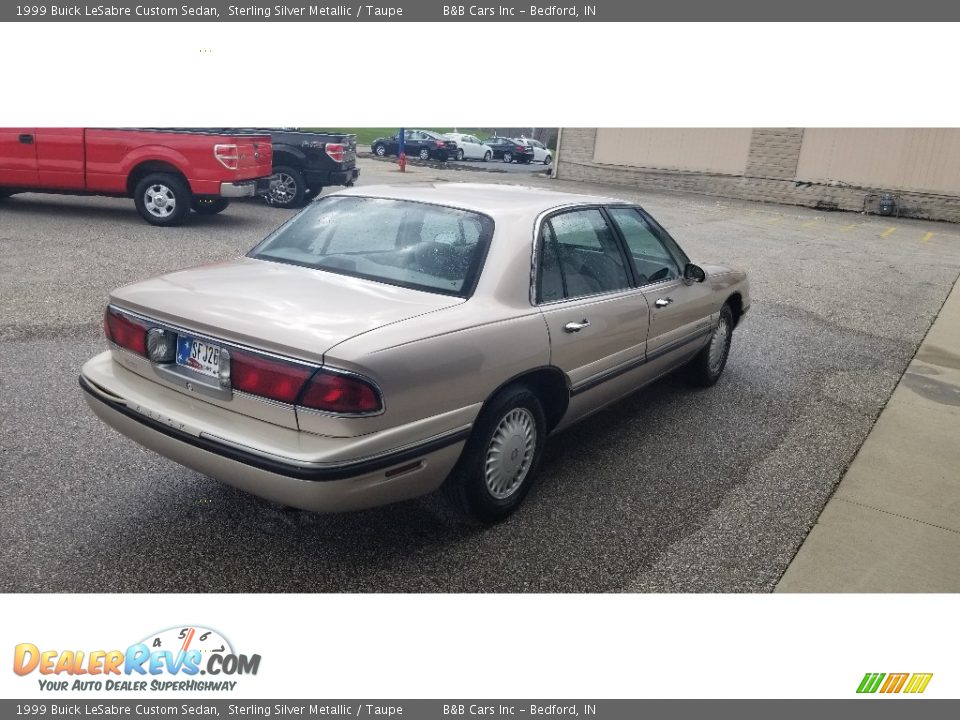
xmin=398 ymin=152 xmax=406 ymax=173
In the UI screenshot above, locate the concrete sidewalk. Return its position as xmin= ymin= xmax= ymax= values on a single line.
xmin=777 ymin=277 xmax=960 ymax=592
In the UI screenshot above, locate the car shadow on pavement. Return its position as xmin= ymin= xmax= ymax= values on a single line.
xmin=1 ymin=196 xmax=259 ymax=229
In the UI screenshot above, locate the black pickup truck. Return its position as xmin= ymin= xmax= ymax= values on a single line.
xmin=254 ymin=129 xmax=359 ymax=209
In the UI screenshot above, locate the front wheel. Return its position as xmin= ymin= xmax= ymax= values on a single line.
xmin=445 ymin=384 xmax=546 ymax=522
xmin=686 ymin=304 xmax=734 ymax=387
xmin=192 ymin=198 xmax=230 ymax=215
xmin=134 ymin=173 xmax=191 ymax=226
xmin=502 ymin=152 xmax=513 ymax=163
xmin=418 ymin=147 xmax=431 ymax=161
xmin=266 ymin=166 xmax=306 ymax=209
xmin=373 ymin=143 xmax=387 ymax=157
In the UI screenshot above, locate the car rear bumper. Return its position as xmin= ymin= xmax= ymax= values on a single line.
xmin=79 ymin=353 xmax=469 ymax=512
xmin=303 ymin=167 xmax=359 ymax=188
xmin=219 ymin=175 xmax=278 ymax=198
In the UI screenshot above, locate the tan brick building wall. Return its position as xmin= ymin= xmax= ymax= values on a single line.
xmin=555 ymin=128 xmax=960 ymax=222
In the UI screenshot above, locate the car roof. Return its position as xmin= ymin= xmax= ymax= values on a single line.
xmin=332 ymin=182 xmax=631 ymax=215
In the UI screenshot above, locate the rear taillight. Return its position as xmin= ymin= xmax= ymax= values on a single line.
xmin=104 ymin=308 xmax=148 ymax=356
xmin=230 ymin=350 xmax=313 ymax=405
xmin=324 ymin=143 xmax=346 ymax=163
xmin=214 ymin=143 xmax=239 ymax=170
xmin=515 ymin=145 xmax=525 ymax=152
xmin=300 ymin=371 xmax=382 ymax=415
xmin=435 ymin=141 xmax=446 ymax=148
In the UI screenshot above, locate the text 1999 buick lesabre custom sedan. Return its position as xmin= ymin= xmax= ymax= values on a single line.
xmin=80 ymin=183 xmax=749 ymax=521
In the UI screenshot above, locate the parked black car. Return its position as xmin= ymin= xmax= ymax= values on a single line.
xmin=371 ymin=130 xmax=458 ymax=162
xmin=484 ymin=136 xmax=535 ymax=164
xmin=251 ymin=129 xmax=359 ymax=209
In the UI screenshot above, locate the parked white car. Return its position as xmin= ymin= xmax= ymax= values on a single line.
xmin=517 ymin=138 xmax=553 ymax=165
xmin=444 ymin=133 xmax=493 ymax=161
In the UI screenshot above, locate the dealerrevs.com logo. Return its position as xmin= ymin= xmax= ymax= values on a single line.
xmin=13 ymin=626 xmax=261 ymax=692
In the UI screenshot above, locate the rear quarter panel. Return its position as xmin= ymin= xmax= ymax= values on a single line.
xmin=297 ymin=302 xmax=551 ymax=439
xmin=83 ymin=129 xmax=272 ymax=195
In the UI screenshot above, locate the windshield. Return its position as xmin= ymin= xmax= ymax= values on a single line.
xmin=249 ymin=196 xmax=495 ymax=297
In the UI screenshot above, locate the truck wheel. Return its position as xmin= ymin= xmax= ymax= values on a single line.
xmin=266 ymin=166 xmax=306 ymax=209
xmin=134 ymin=173 xmax=191 ymax=227
xmin=193 ymin=198 xmax=230 ymax=215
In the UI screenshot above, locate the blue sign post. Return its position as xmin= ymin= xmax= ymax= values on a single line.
xmin=398 ymin=127 xmax=406 ymax=172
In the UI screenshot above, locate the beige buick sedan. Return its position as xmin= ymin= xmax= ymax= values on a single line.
xmin=81 ymin=183 xmax=749 ymax=521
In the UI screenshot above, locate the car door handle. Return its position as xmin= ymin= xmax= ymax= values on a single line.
xmin=655 ymin=297 xmax=673 ymax=308
xmin=19 ymin=133 xmax=34 ymax=144
xmin=564 ymin=319 xmax=591 ymax=333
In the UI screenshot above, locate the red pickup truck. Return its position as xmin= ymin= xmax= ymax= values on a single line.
xmin=0 ymin=128 xmax=275 ymax=226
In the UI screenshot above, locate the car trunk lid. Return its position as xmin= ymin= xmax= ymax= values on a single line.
xmin=110 ymin=256 xmax=464 ymax=362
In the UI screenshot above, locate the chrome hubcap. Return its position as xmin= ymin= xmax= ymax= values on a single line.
xmin=484 ymin=408 xmax=536 ymax=500
xmin=269 ymin=173 xmax=297 ymax=204
xmin=708 ymin=317 xmax=730 ymax=374
xmin=144 ymin=184 xmax=176 ymax=218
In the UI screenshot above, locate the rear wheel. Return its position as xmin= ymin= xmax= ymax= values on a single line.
xmin=456 ymin=148 xmax=464 ymax=160
xmin=686 ymin=303 xmax=734 ymax=387
xmin=502 ymin=152 xmax=513 ymax=163
xmin=544 ymin=154 xmax=552 ymax=165
xmin=266 ymin=166 xmax=306 ymax=209
xmin=483 ymin=151 xmax=491 ymax=162
xmin=133 ymin=173 xmax=191 ymax=227
xmin=192 ymin=198 xmax=230 ymax=215
xmin=445 ymin=384 xmax=546 ymax=523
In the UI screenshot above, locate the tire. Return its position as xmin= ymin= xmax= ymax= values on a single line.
xmin=266 ymin=166 xmax=306 ymax=209
xmin=418 ymin=147 xmax=430 ymax=161
xmin=456 ymin=149 xmax=464 ymax=161
xmin=483 ymin=151 xmax=491 ymax=162
xmin=304 ymin=186 xmax=322 ymax=200
xmin=373 ymin=143 xmax=387 ymax=157
xmin=133 ymin=173 xmax=191 ymax=227
xmin=502 ymin=152 xmax=513 ymax=163
xmin=544 ymin=155 xmax=552 ymax=165
xmin=686 ymin=303 xmax=734 ymax=387
xmin=192 ymin=198 xmax=230 ymax=215
xmin=445 ymin=384 xmax=546 ymax=522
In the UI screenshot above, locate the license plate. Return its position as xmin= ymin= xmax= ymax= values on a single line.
xmin=176 ymin=335 xmax=221 ymax=378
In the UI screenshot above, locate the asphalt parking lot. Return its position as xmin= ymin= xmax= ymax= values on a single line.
xmin=3 ymin=158 xmax=960 ymax=592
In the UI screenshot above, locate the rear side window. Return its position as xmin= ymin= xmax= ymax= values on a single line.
xmin=537 ymin=209 xmax=631 ymax=301
xmin=607 ymin=207 xmax=681 ymax=285
xmin=250 ymin=196 xmax=494 ymax=297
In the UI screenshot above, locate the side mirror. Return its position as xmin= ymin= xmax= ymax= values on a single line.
xmin=684 ymin=263 xmax=706 ymax=283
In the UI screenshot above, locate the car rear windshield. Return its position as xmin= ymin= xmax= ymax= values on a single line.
xmin=248 ymin=196 xmax=495 ymax=297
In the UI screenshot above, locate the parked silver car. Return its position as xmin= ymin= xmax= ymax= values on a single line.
xmin=80 ymin=183 xmax=749 ymax=521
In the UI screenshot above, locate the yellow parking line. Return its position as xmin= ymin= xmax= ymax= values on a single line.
xmin=840 ymin=223 xmax=861 ymax=232
xmin=765 ymin=216 xmax=782 ymax=224
xmin=801 ymin=220 xmax=820 ymax=228
xmin=881 ymin=227 xmax=896 ymax=238
xmin=921 ymin=232 xmax=935 ymax=243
